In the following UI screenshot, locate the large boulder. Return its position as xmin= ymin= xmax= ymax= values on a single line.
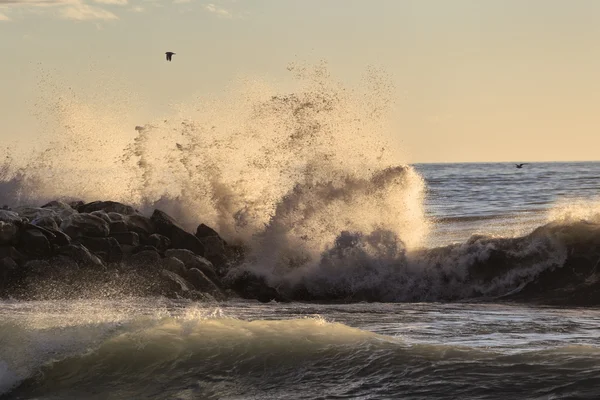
xmin=186 ymin=268 xmax=225 ymax=299
xmin=61 ymin=213 xmax=110 ymax=238
xmin=0 ymin=257 xmax=18 ymax=287
xmin=151 ymin=210 xmax=205 ymax=256
xmin=78 ymin=201 xmax=139 ymax=216
xmin=164 ymin=256 xmax=187 ymax=276
xmin=14 ymin=207 xmax=62 ymax=226
xmin=77 ymin=236 xmax=123 ymax=263
xmin=128 ymin=249 xmax=161 ymax=268
xmin=227 ymin=271 xmax=287 ymax=303
xmin=195 ymin=223 xmax=224 ymax=240
xmin=90 ymin=211 xmax=112 ymax=224
xmin=124 ymin=214 xmax=155 ymax=238
xmin=57 ymin=243 xmax=104 ymax=268
xmin=31 ymin=216 xmax=60 ymax=231
xmin=0 ymin=210 xmax=24 ymax=224
xmin=147 ymin=234 xmax=171 ymax=253
xmin=18 ymin=229 xmax=52 ymax=258
xmin=164 ymin=249 xmax=219 ymax=284
xmin=109 ymin=220 xmax=128 ymax=234
xmin=0 ymin=221 xmax=18 ymax=245
xmin=160 ymin=269 xmax=194 ymax=293
xmin=110 ymin=231 xmax=139 ymax=246
xmin=41 ymin=201 xmax=78 ymax=218
xmin=0 ymin=246 xmax=26 ymax=265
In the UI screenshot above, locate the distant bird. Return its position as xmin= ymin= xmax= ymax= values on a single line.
xmin=165 ymin=52 xmax=175 ymax=62
xmin=515 ymin=163 xmax=526 ymax=169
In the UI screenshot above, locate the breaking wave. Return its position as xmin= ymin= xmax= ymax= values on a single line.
xmin=2 ymin=62 xmax=600 ymax=305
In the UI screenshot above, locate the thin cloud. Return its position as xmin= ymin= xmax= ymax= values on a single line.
xmin=0 ymin=0 xmax=77 ymax=5
xmin=129 ymin=5 xmax=142 ymax=11
xmin=61 ymin=3 xmax=118 ymax=20
xmin=93 ymin=0 xmax=127 ymax=5
xmin=0 ymin=12 xmax=10 ymax=20
xmin=203 ymin=3 xmax=231 ymax=18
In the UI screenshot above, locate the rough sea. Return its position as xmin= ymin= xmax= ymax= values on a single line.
xmin=2 ymin=67 xmax=600 ymax=398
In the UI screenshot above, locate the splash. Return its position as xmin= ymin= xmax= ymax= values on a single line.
xmin=0 ymin=61 xmax=430 ymax=281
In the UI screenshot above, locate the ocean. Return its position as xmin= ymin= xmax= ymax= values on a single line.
xmin=2 ymin=161 xmax=600 ymax=399
xmin=2 ymin=69 xmax=600 ymax=398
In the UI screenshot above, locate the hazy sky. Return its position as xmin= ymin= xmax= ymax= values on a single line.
xmin=1 ymin=0 xmax=600 ymax=163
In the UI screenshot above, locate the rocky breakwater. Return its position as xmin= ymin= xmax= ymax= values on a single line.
xmin=0 ymin=200 xmax=251 ymax=302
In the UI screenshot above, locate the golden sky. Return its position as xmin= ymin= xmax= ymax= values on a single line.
xmin=1 ymin=0 xmax=599 ymax=163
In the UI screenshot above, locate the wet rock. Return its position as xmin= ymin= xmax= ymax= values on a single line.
xmin=147 ymin=234 xmax=171 ymax=253
xmin=31 ymin=216 xmax=60 ymax=231
xmin=61 ymin=213 xmax=110 ymax=238
xmin=107 ymin=212 xmax=125 ymax=222
xmin=109 ymin=220 xmax=128 ymax=234
xmin=23 ymin=259 xmax=52 ymax=277
xmin=0 ymin=257 xmax=18 ymax=286
xmin=0 ymin=210 xmax=24 ymax=224
xmin=198 ymin=236 xmax=229 ymax=275
xmin=186 ymin=268 xmax=225 ymax=299
xmin=110 ymin=231 xmax=139 ymax=246
xmin=58 ymin=243 xmax=104 ymax=268
xmin=128 ymin=249 xmax=161 ymax=268
xmin=90 ymin=211 xmax=112 ymax=225
xmin=0 ymin=221 xmax=18 ymax=245
xmin=133 ymin=245 xmax=159 ymax=255
xmin=0 ymin=246 xmax=26 ymax=265
xmin=46 ymin=229 xmax=72 ymax=247
xmin=41 ymin=201 xmax=78 ymax=218
xmin=160 ymin=269 xmax=194 ymax=293
xmin=78 ymin=236 xmax=123 ymax=263
xmin=151 ymin=210 xmax=205 ymax=256
xmin=164 ymin=256 xmax=187 ymax=276
xmin=195 ymin=223 xmax=224 ymax=241
xmin=228 ymin=271 xmax=287 ymax=303
xmin=164 ymin=249 xmax=219 ymax=284
xmin=79 ymin=201 xmax=139 ymax=216
xmin=19 ymin=229 xmax=52 ymax=258
xmin=15 ymin=207 xmax=62 ymax=226
xmin=124 ymin=214 xmax=155 ymax=237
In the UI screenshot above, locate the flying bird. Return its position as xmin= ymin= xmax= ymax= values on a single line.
xmin=515 ymin=163 xmax=526 ymax=168
xmin=165 ymin=52 xmax=175 ymax=62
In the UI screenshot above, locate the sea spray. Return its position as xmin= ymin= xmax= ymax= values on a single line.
xmin=1 ymin=62 xmax=431 ymax=286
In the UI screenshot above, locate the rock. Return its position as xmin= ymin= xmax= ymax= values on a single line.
xmin=61 ymin=213 xmax=110 ymax=238
xmin=90 ymin=211 xmax=112 ymax=224
xmin=228 ymin=271 xmax=287 ymax=303
xmin=0 ymin=210 xmax=24 ymax=224
xmin=23 ymin=259 xmax=52 ymax=277
xmin=195 ymin=223 xmax=224 ymax=241
xmin=147 ymin=234 xmax=171 ymax=253
xmin=160 ymin=269 xmax=194 ymax=293
xmin=0 ymin=246 xmax=26 ymax=265
xmin=128 ymin=249 xmax=161 ymax=268
xmin=78 ymin=201 xmax=139 ymax=216
xmin=198 ymin=236 xmax=229 ymax=275
xmin=164 ymin=256 xmax=187 ymax=276
xmin=0 ymin=257 xmax=18 ymax=286
xmin=69 ymin=200 xmax=85 ymax=210
xmin=109 ymin=220 xmax=128 ymax=234
xmin=19 ymin=229 xmax=52 ymax=258
xmin=41 ymin=201 xmax=78 ymax=218
xmin=133 ymin=245 xmax=159 ymax=255
xmin=164 ymin=249 xmax=219 ymax=284
xmin=151 ymin=210 xmax=205 ymax=256
xmin=77 ymin=236 xmax=123 ymax=263
xmin=186 ymin=268 xmax=225 ymax=298
xmin=58 ymin=244 xmax=104 ymax=268
xmin=107 ymin=212 xmax=125 ymax=222
xmin=0 ymin=221 xmax=18 ymax=245
xmin=31 ymin=216 xmax=59 ymax=231
xmin=110 ymin=231 xmax=139 ymax=246
xmin=46 ymin=229 xmax=72 ymax=247
xmin=124 ymin=214 xmax=155 ymax=237
xmin=15 ymin=207 xmax=62 ymax=226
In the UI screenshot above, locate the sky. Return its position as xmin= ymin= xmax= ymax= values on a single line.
xmin=1 ymin=0 xmax=600 ymax=163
